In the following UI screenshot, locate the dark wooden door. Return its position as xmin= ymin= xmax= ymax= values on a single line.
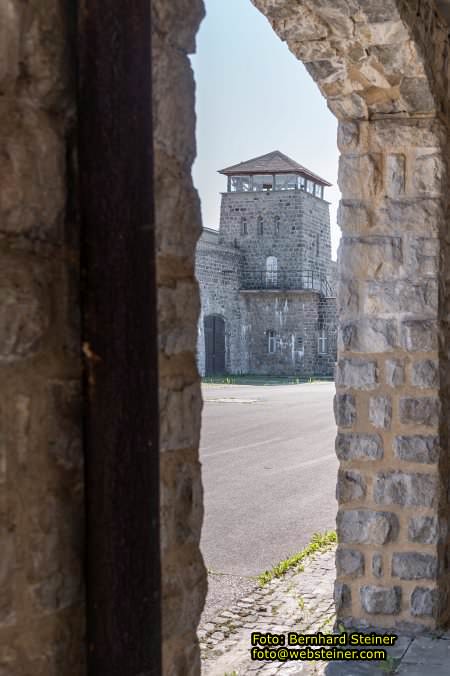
xmin=205 ymin=315 xmax=225 ymax=375
xmin=78 ymin=1 xmax=161 ymax=674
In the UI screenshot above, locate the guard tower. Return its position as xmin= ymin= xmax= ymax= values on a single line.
xmin=217 ymin=150 xmax=333 ymax=289
xmin=195 ymin=150 xmax=337 ymax=377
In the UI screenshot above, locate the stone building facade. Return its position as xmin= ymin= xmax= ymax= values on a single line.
xmin=4 ymin=0 xmax=450 ymax=674
xmin=195 ymin=151 xmax=338 ymax=377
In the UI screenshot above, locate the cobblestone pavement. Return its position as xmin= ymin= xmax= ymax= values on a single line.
xmin=199 ymin=547 xmax=450 ymax=675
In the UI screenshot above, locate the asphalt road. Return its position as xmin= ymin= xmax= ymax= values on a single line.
xmin=200 ymin=382 xmax=338 ymax=578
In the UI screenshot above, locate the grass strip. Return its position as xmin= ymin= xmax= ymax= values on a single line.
xmin=202 ymin=375 xmax=332 ymax=386
xmin=258 ymin=530 xmax=337 ymax=587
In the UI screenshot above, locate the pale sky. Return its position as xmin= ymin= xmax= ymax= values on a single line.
xmin=190 ymin=0 xmax=341 ymax=259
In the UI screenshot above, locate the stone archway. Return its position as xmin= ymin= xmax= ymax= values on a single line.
xmin=245 ymin=0 xmax=450 ymax=631
xmin=1 ymin=0 xmax=450 ymax=674
xmin=153 ymin=0 xmax=450 ymax=670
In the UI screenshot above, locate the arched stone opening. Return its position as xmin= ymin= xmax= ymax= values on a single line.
xmin=2 ymin=0 xmax=450 ymax=673
xmin=246 ymin=0 xmax=450 ymax=634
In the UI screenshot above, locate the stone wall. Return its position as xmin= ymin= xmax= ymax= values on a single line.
xmin=195 ymin=230 xmax=245 ymax=374
xmin=318 ymin=296 xmax=338 ymax=376
xmin=0 ymin=0 xmax=84 ymax=672
xmin=219 ymin=188 xmax=333 ymax=279
xmin=241 ymin=291 xmax=336 ymax=377
xmin=335 ymin=116 xmax=449 ymax=629
xmin=152 ymin=1 xmax=207 ymax=673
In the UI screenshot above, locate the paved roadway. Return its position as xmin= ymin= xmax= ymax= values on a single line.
xmin=200 ymin=382 xmax=338 ymax=578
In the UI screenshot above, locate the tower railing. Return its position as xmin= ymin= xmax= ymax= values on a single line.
xmin=240 ymin=269 xmax=335 ymax=296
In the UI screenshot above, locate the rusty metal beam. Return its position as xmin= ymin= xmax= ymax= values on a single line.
xmin=77 ymin=2 xmax=161 ymax=674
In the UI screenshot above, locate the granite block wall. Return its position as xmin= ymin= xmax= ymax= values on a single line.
xmin=219 ymin=189 xmax=333 ymax=279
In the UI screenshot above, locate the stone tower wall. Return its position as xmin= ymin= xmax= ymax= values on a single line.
xmin=219 ymin=189 xmax=332 ymax=278
xmin=318 ymin=296 xmax=339 ymax=376
xmin=244 ymin=291 xmax=318 ymax=376
xmin=195 ymin=233 xmax=245 ymax=375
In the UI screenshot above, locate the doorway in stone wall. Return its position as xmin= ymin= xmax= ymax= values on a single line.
xmin=204 ymin=315 xmax=226 ymax=375
xmin=191 ymin=0 xmax=341 ymax=662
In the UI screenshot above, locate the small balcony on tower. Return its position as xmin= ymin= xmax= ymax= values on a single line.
xmin=240 ymin=268 xmax=335 ymax=297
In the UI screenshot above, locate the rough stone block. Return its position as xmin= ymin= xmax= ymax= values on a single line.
xmin=336 ymin=549 xmax=364 ymax=578
xmin=336 ymin=433 xmax=383 ymax=461
xmin=339 ymin=236 xmax=403 ymax=281
xmin=337 ymin=510 xmax=399 ymax=545
xmin=411 ymin=587 xmax=440 ymax=618
xmin=0 ymin=112 xmax=66 ymax=238
xmin=328 ymin=92 xmax=368 ymax=121
xmin=371 ymin=118 xmax=445 ymax=150
xmin=336 ymin=359 xmax=378 ymax=390
xmin=408 ymin=516 xmax=441 ymax=544
xmin=394 ymin=436 xmax=439 ymax=464
xmin=336 ymin=470 xmax=366 ymax=503
xmin=407 ymin=237 xmax=439 ymax=278
xmin=392 ymin=553 xmax=437 ymax=580
xmin=372 ymin=554 xmax=383 ymax=578
xmin=385 ymin=359 xmax=404 ymax=387
xmin=340 ymin=318 xmax=398 ymax=353
xmin=374 ymin=471 xmax=438 ymax=507
xmin=399 ymin=78 xmax=435 ymax=115
xmin=160 ymin=382 xmax=202 ymax=452
xmin=0 ymin=260 xmax=50 ymax=362
xmin=48 ymin=382 xmax=82 ymax=472
xmin=399 ymin=397 xmax=440 ymax=427
xmin=337 ymin=200 xmax=370 ymax=231
xmin=386 ymin=154 xmax=406 ymax=196
xmin=334 ymin=394 xmax=356 ymax=427
xmin=411 ymin=360 xmax=439 ymax=388
xmin=369 ymin=396 xmax=392 ymax=429
xmin=364 ymin=280 xmax=438 ymax=316
xmin=337 ymin=279 xmax=359 ymax=317
xmin=414 ymin=153 xmax=445 ymax=194
xmin=339 ymin=154 xmax=382 ymax=199
xmin=360 ymin=585 xmax=401 ymax=615
xmin=374 ymin=199 xmax=442 ymax=234
xmin=334 ymin=581 xmax=351 ymax=612
xmin=0 ymin=0 xmax=20 ymax=90
xmin=337 ymin=121 xmax=359 ymax=152
xmin=0 ymin=526 xmax=15 ymax=624
xmin=401 ymin=320 xmax=438 ymax=352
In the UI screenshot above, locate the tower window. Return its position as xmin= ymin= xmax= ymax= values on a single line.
xmin=241 ymin=217 xmax=247 ymax=236
xmin=268 ymin=330 xmax=277 ymax=354
xmin=230 ymin=175 xmax=251 ymax=192
xmin=318 ymin=329 xmax=328 ymax=355
xmin=275 ymin=174 xmax=297 ymax=191
xmin=316 ymin=233 xmax=320 ymax=257
xmin=253 ymin=175 xmax=274 ymax=191
xmin=265 ymin=256 xmax=278 ymax=287
xmin=274 ymin=216 xmax=280 ymax=235
xmin=257 ymin=216 xmax=263 ymax=236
